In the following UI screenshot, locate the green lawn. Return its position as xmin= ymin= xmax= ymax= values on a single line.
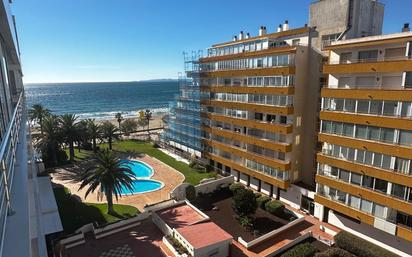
xmin=100 ymin=140 xmax=216 ymax=185
xmin=64 ymin=148 xmax=93 ymax=161
xmin=54 ymin=187 xmax=139 ymax=234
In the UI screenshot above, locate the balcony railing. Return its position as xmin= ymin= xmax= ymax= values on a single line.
xmin=0 ymin=91 xmax=25 ymax=256
xmin=328 ymin=55 xmax=412 ymax=65
xmin=322 ymin=85 xmax=411 ymax=90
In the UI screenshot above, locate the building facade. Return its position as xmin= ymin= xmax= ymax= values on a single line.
xmin=0 ymin=1 xmax=62 ymax=257
xmin=314 ymin=31 xmax=412 ymax=256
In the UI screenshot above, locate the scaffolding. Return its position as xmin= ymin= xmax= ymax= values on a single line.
xmin=161 ymin=51 xmax=203 ymax=157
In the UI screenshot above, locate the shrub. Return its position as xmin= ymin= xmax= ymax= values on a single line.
xmin=315 ymin=248 xmax=355 ymax=257
xmin=239 ymin=215 xmax=254 ymax=230
xmin=232 ymin=188 xmax=258 ymax=217
xmin=229 ymin=183 xmax=245 ymax=194
xmin=265 ymin=200 xmax=285 ymax=216
xmin=188 ymin=160 xmax=196 ymax=168
xmin=280 ymin=242 xmax=316 ymax=257
xmin=335 ymin=231 xmax=400 ymax=257
xmin=185 ymin=185 xmax=196 ymax=202
xmin=256 ymin=195 xmax=271 ymax=209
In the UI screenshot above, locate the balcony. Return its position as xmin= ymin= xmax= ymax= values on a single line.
xmin=324 ymin=56 xmax=412 ymax=74
xmin=204 ymin=139 xmax=290 ymax=171
xmin=201 ymin=112 xmax=293 ymax=134
xmin=320 ymin=111 xmax=412 ymax=130
xmin=321 ymin=87 xmax=412 ymax=101
xmin=201 ymin=100 xmax=294 ymax=115
xmin=204 ymin=152 xmax=290 ymax=189
xmin=316 ymin=174 xmax=412 ymax=216
xmin=201 ymin=85 xmax=295 ymax=95
xmin=316 ymin=153 xmax=412 ymax=187
xmin=318 ymin=133 xmax=412 ymax=160
xmin=200 ymin=66 xmax=296 ymax=78
xmin=203 ymin=126 xmax=292 ymax=152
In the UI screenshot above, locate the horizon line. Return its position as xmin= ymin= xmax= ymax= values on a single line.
xmin=23 ymin=78 xmax=179 ymax=84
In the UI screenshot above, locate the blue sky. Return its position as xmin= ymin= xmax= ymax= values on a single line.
xmin=14 ymin=0 xmax=412 ymax=83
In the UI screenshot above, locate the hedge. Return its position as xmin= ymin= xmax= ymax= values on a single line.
xmin=315 ymin=248 xmax=355 ymax=257
xmin=265 ymin=200 xmax=285 ymax=216
xmin=256 ymin=195 xmax=271 ymax=209
xmin=280 ymin=242 xmax=316 ymax=257
xmin=335 ymin=231 xmax=400 ymax=257
xmin=229 ymin=183 xmax=245 ymax=194
xmin=185 ymin=185 xmax=196 ymax=202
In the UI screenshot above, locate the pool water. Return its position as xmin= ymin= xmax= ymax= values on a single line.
xmin=120 ymin=180 xmax=163 ymax=195
xmin=119 ymin=160 xmax=163 ymax=195
xmin=121 ymin=160 xmax=153 ymax=178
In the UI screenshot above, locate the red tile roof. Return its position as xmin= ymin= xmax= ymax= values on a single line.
xmin=156 ymin=203 xmax=206 ymax=229
xmin=176 ymin=222 xmax=233 ymax=249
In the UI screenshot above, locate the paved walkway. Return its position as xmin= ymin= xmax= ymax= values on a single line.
xmin=52 ymin=155 xmax=185 ymax=211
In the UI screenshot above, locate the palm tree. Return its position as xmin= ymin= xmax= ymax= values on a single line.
xmin=76 ymin=120 xmax=90 ymax=152
xmin=100 ymin=121 xmax=119 ymax=150
xmin=59 ymin=114 xmax=78 ymax=161
xmin=115 ymin=112 xmax=123 ymax=128
xmin=87 ymin=119 xmax=101 ymax=153
xmin=28 ymin=104 xmax=51 ymax=133
xmin=77 ymin=150 xmax=135 ymax=215
xmin=35 ymin=115 xmax=61 ymax=166
xmin=144 ymin=109 xmax=152 ymax=131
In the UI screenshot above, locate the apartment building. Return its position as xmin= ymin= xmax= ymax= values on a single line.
xmin=199 ymin=25 xmax=315 ymax=204
xmin=314 ymin=31 xmax=412 ymax=256
xmin=197 ymin=0 xmax=384 ymax=213
xmin=0 ymin=1 xmax=62 ymax=257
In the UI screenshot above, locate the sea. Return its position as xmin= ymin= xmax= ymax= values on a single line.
xmin=25 ymin=81 xmax=179 ymax=120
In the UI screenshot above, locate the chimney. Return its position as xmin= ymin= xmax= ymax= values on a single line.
xmin=239 ymin=31 xmax=244 ymax=40
xmin=233 ymin=35 xmax=237 ymax=41
xmin=402 ymin=23 xmax=410 ymax=32
xmin=245 ymin=33 xmax=250 ymax=39
xmin=283 ymin=20 xmax=289 ymax=31
xmin=277 ymin=24 xmax=282 ymax=32
xmin=259 ymin=26 xmax=267 ymax=36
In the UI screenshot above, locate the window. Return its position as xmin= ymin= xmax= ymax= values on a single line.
xmin=358 ymin=50 xmax=378 ymax=62
xmin=383 ymin=101 xmax=398 ymax=116
xmin=340 ymin=52 xmax=352 ymax=64
xmin=401 ymin=102 xmax=412 ymax=117
xmin=399 ymin=130 xmax=412 ymax=146
xmin=362 ymin=175 xmax=374 ymax=189
xmin=356 ymin=125 xmax=368 ymax=139
xmin=395 ymin=158 xmax=411 ymax=175
xmin=381 ymin=128 xmax=395 ymax=143
xmin=361 ymin=199 xmax=373 ymax=213
xmin=373 ymin=204 xmax=386 ymax=219
xmin=405 ymin=72 xmax=412 ymax=88
xmin=370 ymin=101 xmax=383 ymax=115
xmin=357 ymin=100 xmax=369 ymax=114
xmin=343 ymin=123 xmax=354 ymax=137
xmin=339 ymin=170 xmax=350 ymax=183
xmin=351 ymin=173 xmax=362 ymax=186
xmin=349 ymin=195 xmax=361 ymax=209
xmin=374 ymin=178 xmax=388 ymax=193
xmin=344 ymin=99 xmax=356 ymax=112
xmin=391 ymin=184 xmax=406 ymax=199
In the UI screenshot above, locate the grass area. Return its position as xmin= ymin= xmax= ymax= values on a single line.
xmin=54 ymin=186 xmax=139 ymax=234
xmin=101 ymin=140 xmax=216 ymax=185
xmin=64 ymin=148 xmax=93 ymax=161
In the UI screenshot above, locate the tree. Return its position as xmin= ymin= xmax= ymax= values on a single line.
xmin=76 ymin=120 xmax=91 ymax=151
xmin=87 ymin=119 xmax=101 ymax=153
xmin=35 ymin=115 xmax=62 ymax=166
xmin=144 ymin=109 xmax=152 ymax=131
xmin=28 ymin=104 xmax=51 ymax=133
xmin=120 ymin=118 xmax=137 ymax=136
xmin=232 ymin=188 xmax=258 ymax=217
xmin=77 ymin=150 xmax=136 ymax=214
xmin=100 ymin=121 xmax=119 ymax=150
xmin=115 ymin=112 xmax=123 ymax=128
xmin=59 ymin=114 xmax=79 ymax=161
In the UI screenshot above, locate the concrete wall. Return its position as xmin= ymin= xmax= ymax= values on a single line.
xmin=195 ymin=239 xmax=231 ymax=257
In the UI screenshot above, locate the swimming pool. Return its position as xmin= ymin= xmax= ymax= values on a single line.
xmin=120 ymin=160 xmax=163 ymax=195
